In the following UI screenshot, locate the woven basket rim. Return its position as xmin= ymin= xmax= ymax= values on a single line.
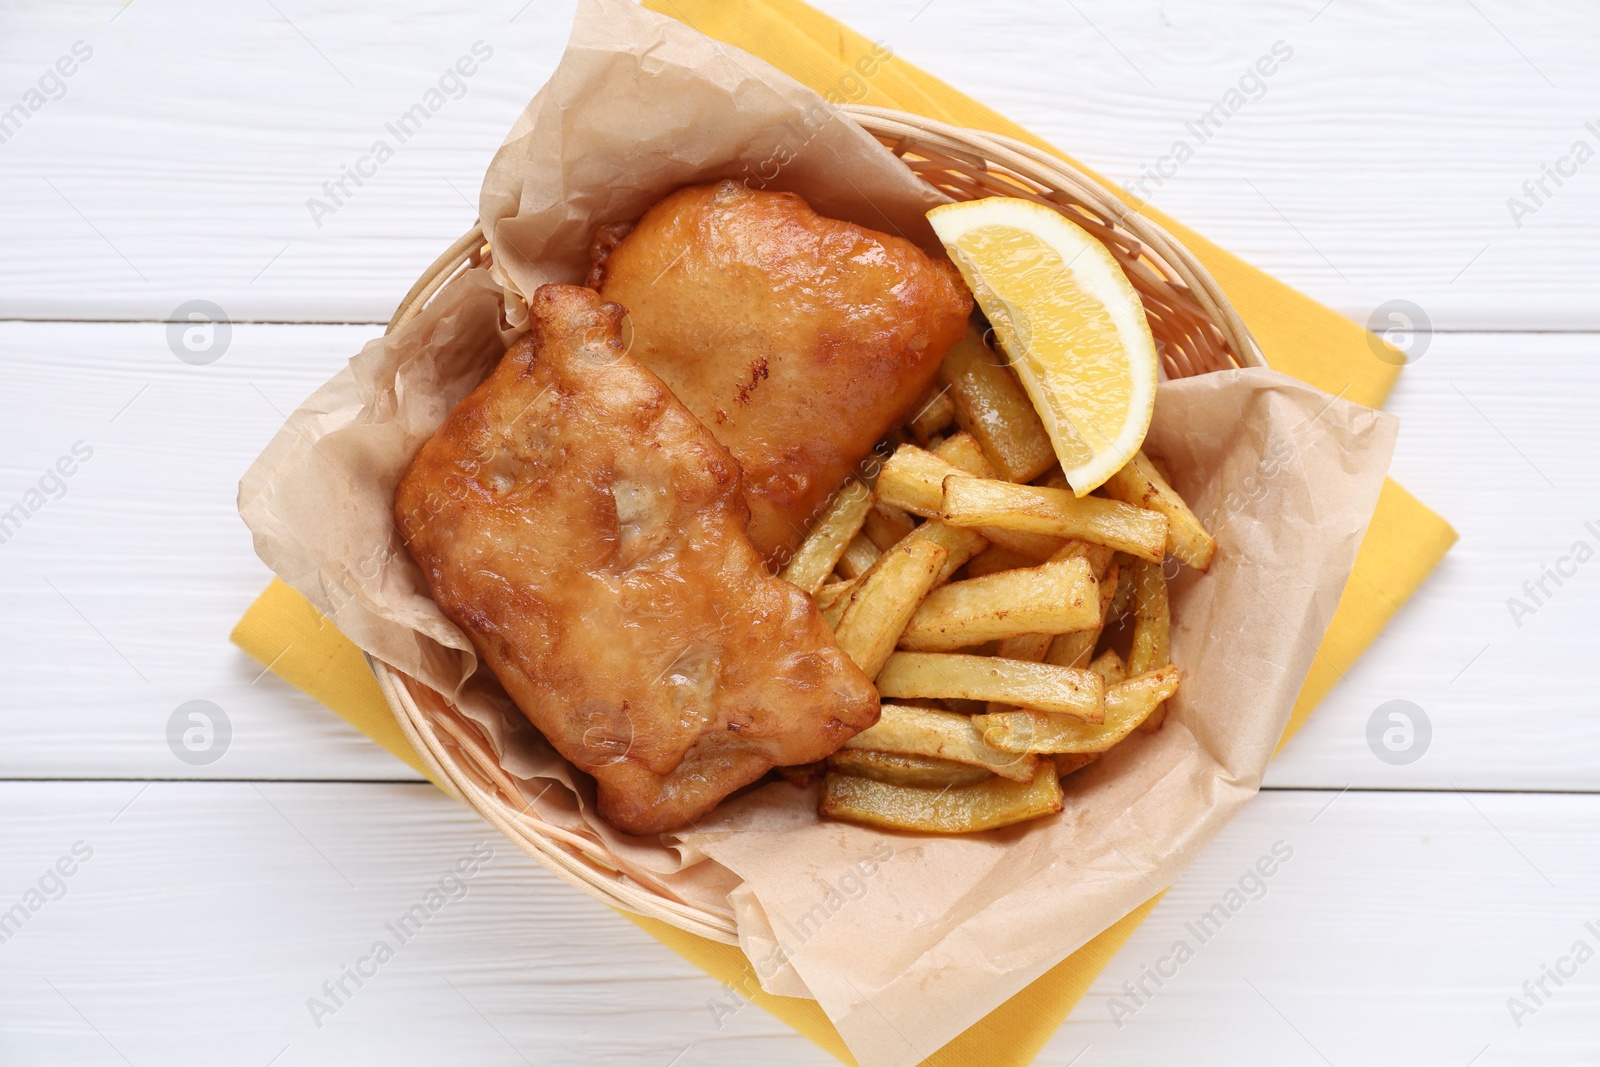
xmin=372 ymin=105 xmax=1262 ymax=942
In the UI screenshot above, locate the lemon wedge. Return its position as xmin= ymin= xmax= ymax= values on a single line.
xmin=927 ymin=197 xmax=1158 ymax=496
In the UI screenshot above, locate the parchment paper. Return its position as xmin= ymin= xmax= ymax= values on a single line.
xmin=477 ymin=0 xmax=947 ymax=324
xmin=238 ymin=2 xmax=1400 ymax=1063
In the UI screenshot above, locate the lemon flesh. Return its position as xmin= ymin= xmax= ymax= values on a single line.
xmin=927 ymin=197 xmax=1158 ymax=496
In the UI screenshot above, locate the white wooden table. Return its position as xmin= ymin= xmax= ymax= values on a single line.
xmin=3 ymin=1 xmax=1597 ymax=1063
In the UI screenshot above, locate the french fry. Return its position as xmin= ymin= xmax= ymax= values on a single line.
xmin=1035 ymin=467 xmax=1070 ymax=490
xmin=843 ymin=703 xmax=1037 ymax=781
xmin=940 ymin=475 xmax=1168 ymax=563
xmin=938 ymin=325 xmax=1056 ymax=483
xmin=974 ymin=666 xmax=1181 ymax=754
xmin=1127 ymin=559 xmax=1171 ymax=673
xmin=1087 ymin=648 xmax=1127 ymax=686
xmin=994 ymin=538 xmax=1119 ymax=704
xmin=878 ymin=443 xmax=969 ymax=518
xmin=902 ymin=520 xmax=988 ymax=585
xmin=962 ymin=544 xmax=1038 ymax=579
xmin=906 ymin=385 xmax=956 ymax=445
xmin=937 ymin=436 xmax=1064 ymax=559
xmin=779 ymin=478 xmax=873 ymax=594
xmin=931 ymin=430 xmax=997 ymax=479
xmin=820 ymin=760 xmax=1063 ymax=834
xmin=827 ymin=749 xmax=995 ymax=789
xmin=984 ymin=630 xmax=1054 ymax=716
xmin=880 ymin=443 xmax=1062 ymax=559
xmin=1127 ymin=558 xmax=1172 ymax=732
xmin=984 ymin=539 xmax=1112 ymax=675
xmin=1044 ymin=560 xmax=1119 ymax=670
xmin=1035 ymin=472 xmax=1134 ymax=575
xmin=862 ymin=501 xmax=918 ymax=552
xmin=814 ymin=577 xmax=859 ymax=612
xmin=833 ymin=539 xmax=948 ymax=678
xmin=1107 ymin=556 xmax=1136 ymax=623
xmin=993 ymin=631 xmax=1053 ymax=663
xmin=1074 ymin=541 xmax=1118 ymax=579
xmin=835 ymin=532 xmax=882 ymax=580
xmin=1051 ymin=751 xmax=1099 ymax=777
xmin=872 ymin=436 xmax=998 ymax=581
xmin=899 ymin=557 xmax=1098 ymax=652
xmin=820 ymin=594 xmax=850 ymax=630
xmin=875 ymin=652 xmax=1104 ymax=722
xmin=1040 ymin=626 xmax=1096 ymax=673
xmin=1104 ymin=451 xmax=1216 ymax=571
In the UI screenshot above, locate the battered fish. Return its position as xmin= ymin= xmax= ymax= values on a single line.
xmin=589 ymin=180 xmax=972 ymax=565
xmin=395 ymin=285 xmax=879 ymax=836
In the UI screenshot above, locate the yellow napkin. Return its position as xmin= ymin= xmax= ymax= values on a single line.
xmin=231 ymin=3 xmax=1457 ymax=1062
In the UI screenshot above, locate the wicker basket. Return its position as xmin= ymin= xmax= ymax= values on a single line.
xmin=370 ymin=105 xmax=1265 ymax=945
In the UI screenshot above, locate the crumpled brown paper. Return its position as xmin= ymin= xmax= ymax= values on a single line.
xmin=683 ymin=368 xmax=1395 ymax=1062
xmin=477 ymin=0 xmax=947 ymax=324
xmin=237 ymin=2 xmax=1399 ymax=1064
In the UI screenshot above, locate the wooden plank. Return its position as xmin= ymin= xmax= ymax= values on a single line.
xmin=0 ymin=781 xmax=825 ymax=1065
xmin=0 ymin=321 xmax=420 ymax=781
xmin=1267 ymin=330 xmax=1600 ymax=791
xmin=0 ymin=0 xmax=564 ymax=323
xmin=3 ymin=323 xmax=1591 ymax=788
xmin=1050 ymin=788 xmax=1600 ymax=1065
xmin=0 ymin=3 xmax=1591 ymax=1064
xmin=1 ymin=782 xmax=1595 ymax=1063
xmin=0 ymin=0 xmax=1596 ymax=326
xmin=844 ymin=0 xmax=1600 ymax=332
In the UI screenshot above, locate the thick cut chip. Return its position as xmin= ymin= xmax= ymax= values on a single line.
xmin=906 ymin=386 xmax=957 ymax=445
xmin=843 ymin=702 xmax=1037 ymax=781
xmin=878 ymin=443 xmax=1062 ymax=559
xmin=827 ymin=749 xmax=995 ymax=789
xmin=820 ymin=595 xmax=851 ymax=630
xmin=974 ymin=667 xmax=1181 ymax=754
xmin=836 ymin=533 xmax=883 ymax=580
xmin=589 ymin=180 xmax=972 ymax=564
xmin=993 ymin=631 xmax=1054 ymax=664
xmin=779 ymin=478 xmax=873 ymax=594
xmin=1107 ymin=557 xmax=1137 ymax=622
xmin=963 ymin=545 xmax=1039 ymax=580
xmin=875 ymin=652 xmax=1104 ymax=722
xmin=1104 ymin=450 xmax=1217 ymax=571
xmin=1044 ymin=559 xmax=1120 ymax=670
xmin=935 ymin=434 xmax=1064 ymax=558
xmin=940 ymin=475 xmax=1168 ymax=563
xmin=985 ymin=545 xmax=1107 ymax=711
xmin=1127 ymin=558 xmax=1173 ymax=731
xmin=898 ymin=557 xmax=1098 ymax=652
xmin=814 ymin=578 xmax=860 ymax=612
xmin=901 ymin=519 xmax=988 ymax=585
xmin=862 ymin=501 xmax=918 ymax=552
xmin=833 ymin=539 xmax=948 ymax=679
xmin=938 ymin=324 xmax=1057 ymax=483
xmin=820 ymin=761 xmax=1064 ymax=833
xmin=1052 ymin=752 xmax=1099 ymax=777
xmin=878 ymin=443 xmax=974 ymax=519
xmin=931 ymin=430 xmax=997 ymax=480
xmin=395 ymin=284 xmax=879 ymax=836
xmin=1127 ymin=558 xmax=1172 ymax=674
xmin=1087 ymin=648 xmax=1127 ymax=686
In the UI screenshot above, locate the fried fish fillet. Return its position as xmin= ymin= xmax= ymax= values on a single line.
xmin=589 ymin=180 xmax=972 ymax=565
xmin=395 ymin=285 xmax=879 ymax=836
